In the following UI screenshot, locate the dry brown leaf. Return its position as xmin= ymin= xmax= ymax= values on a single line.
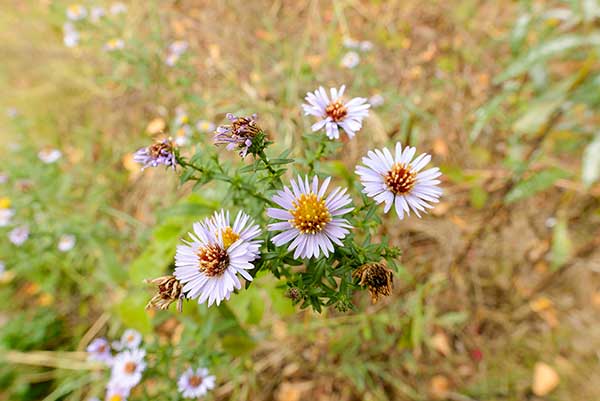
xmin=275 ymin=382 xmax=313 ymax=401
xmin=591 ymin=292 xmax=600 ymax=309
xmin=429 ymin=375 xmax=450 ymax=400
xmin=532 ymin=362 xmax=559 ymax=396
xmin=431 ymin=332 xmax=451 ymax=356
xmin=146 ymin=118 xmax=166 ymax=135
xmin=432 ymin=137 xmax=449 ymax=157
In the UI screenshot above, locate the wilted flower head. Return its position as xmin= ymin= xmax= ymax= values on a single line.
xmin=178 ymin=367 xmax=216 ymax=399
xmin=174 ymin=209 xmax=262 ymax=307
xmin=214 ymin=113 xmax=264 ymax=158
xmin=9 ymin=226 xmax=29 ymax=246
xmin=145 ymin=275 xmax=184 ymax=312
xmin=302 ymin=85 xmax=370 ymax=140
xmin=86 ymin=337 xmax=112 ymax=364
xmin=58 ymin=234 xmax=76 ymax=252
xmin=353 ymin=263 xmax=393 ymax=304
xmin=104 ymin=38 xmax=125 ymax=52
xmin=109 ymin=2 xmax=127 ymax=15
xmin=267 ymin=176 xmax=354 ymax=259
xmin=38 ymin=148 xmax=62 ymax=164
xmin=66 ymin=4 xmax=87 ymax=20
xmin=355 ymin=142 xmax=442 ymax=219
xmin=133 ymin=139 xmax=177 ymax=170
xmin=340 ymin=51 xmax=360 ymax=69
xmin=109 ymin=349 xmax=146 ymax=389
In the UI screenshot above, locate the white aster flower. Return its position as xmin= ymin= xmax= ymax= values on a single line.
xmin=355 ymin=142 xmax=442 ymax=220
xmin=267 ymin=176 xmax=353 ymax=259
xmin=368 ymin=94 xmax=384 ymax=107
xmin=177 ymin=367 xmax=216 ymax=399
xmin=174 ymin=210 xmax=261 ymax=307
xmin=9 ymin=226 xmax=29 ymax=246
xmin=109 ymin=349 xmax=146 ymax=389
xmin=66 ymin=4 xmax=87 ymax=20
xmin=340 ymin=51 xmax=360 ymax=69
xmin=115 ymin=329 xmax=142 ymax=350
xmin=104 ymin=38 xmax=125 ymax=52
xmin=109 ymin=2 xmax=127 ymax=15
xmin=58 ymin=234 xmax=76 ymax=252
xmin=342 ymin=36 xmax=360 ymax=49
xmin=169 ymin=41 xmax=189 ymax=56
xmin=302 ymin=85 xmax=370 ymax=140
xmin=0 ymin=208 xmax=14 ymax=227
xmin=196 ymin=120 xmax=216 ymax=133
xmin=104 ymin=383 xmax=130 ymax=401
xmin=38 ymin=148 xmax=62 ymax=164
xmin=63 ymin=31 xmax=80 ymax=48
xmin=0 ymin=173 xmax=7 ymax=184
xmin=87 ymin=398 xmax=100 ymax=401
xmin=359 ymin=40 xmax=374 ymax=51
xmin=0 ymin=261 xmax=5 ymax=276
xmin=90 ymin=6 xmax=105 ymax=22
xmin=86 ymin=337 xmax=112 ymax=364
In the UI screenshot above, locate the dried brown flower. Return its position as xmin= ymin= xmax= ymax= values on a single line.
xmin=353 ymin=263 xmax=393 ymax=304
xmin=145 ymin=275 xmax=183 ymax=312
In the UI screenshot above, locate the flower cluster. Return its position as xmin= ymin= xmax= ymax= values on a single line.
xmin=62 ymin=3 xmax=128 ymax=49
xmin=214 ymin=113 xmax=265 ymax=158
xmin=86 ymin=329 xmax=216 ymax=400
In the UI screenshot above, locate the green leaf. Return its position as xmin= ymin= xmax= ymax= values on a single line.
xmin=495 ymin=34 xmax=600 ymax=82
xmin=221 ymin=334 xmax=256 ymax=356
xmin=469 ymin=186 xmax=488 ymax=209
xmin=115 ymin=293 xmax=152 ymax=334
xmin=582 ymin=134 xmax=600 ymax=188
xmin=551 ymin=217 xmax=572 ymax=271
xmin=470 ymin=93 xmax=508 ymax=142
xmin=510 ymin=14 xmax=531 ymax=53
xmin=505 ymin=168 xmax=570 ymax=204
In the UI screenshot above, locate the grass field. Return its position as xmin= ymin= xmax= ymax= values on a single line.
xmin=1 ymin=1 xmax=600 ymax=400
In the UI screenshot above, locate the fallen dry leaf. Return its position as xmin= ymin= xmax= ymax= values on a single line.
xmin=429 ymin=375 xmax=450 ymax=400
xmin=431 ymin=332 xmax=451 ymax=356
xmin=532 ymin=362 xmax=559 ymax=396
xmin=432 ymin=137 xmax=449 ymax=157
xmin=146 ymin=118 xmax=166 ymax=135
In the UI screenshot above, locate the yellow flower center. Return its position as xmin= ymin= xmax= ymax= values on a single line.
xmin=109 ymin=395 xmax=122 ymax=401
xmin=221 ymin=226 xmax=240 ymax=249
xmin=385 ymin=163 xmax=416 ymax=195
xmin=325 ymin=101 xmax=348 ymax=122
xmin=0 ymin=197 xmax=10 ymax=209
xmin=68 ymin=5 xmax=82 ymax=14
xmin=289 ymin=193 xmax=331 ymax=235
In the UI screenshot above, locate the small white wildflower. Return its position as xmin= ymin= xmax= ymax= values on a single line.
xmin=66 ymin=4 xmax=87 ymax=21
xmin=9 ymin=226 xmax=29 ymax=246
xmin=340 ymin=51 xmax=360 ymax=69
xmin=109 ymin=2 xmax=127 ymax=15
xmin=178 ymin=367 xmax=216 ymax=399
xmin=38 ymin=148 xmax=62 ymax=164
xmin=369 ymin=94 xmax=385 ymax=107
xmin=359 ymin=40 xmax=374 ymax=51
xmin=196 ymin=120 xmax=216 ymax=133
xmin=104 ymin=38 xmax=125 ymax=52
xmin=109 ymin=349 xmax=146 ymax=389
xmin=90 ymin=6 xmax=105 ymax=22
xmin=58 ymin=234 xmax=76 ymax=252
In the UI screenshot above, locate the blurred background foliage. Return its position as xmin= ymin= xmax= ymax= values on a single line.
xmin=0 ymin=0 xmax=599 ymax=400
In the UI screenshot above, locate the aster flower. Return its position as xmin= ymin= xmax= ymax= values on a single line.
xmin=0 ymin=261 xmax=5 ymax=276
xmin=213 ymin=113 xmax=263 ymax=158
xmin=353 ymin=263 xmax=393 ymax=304
xmin=104 ymin=38 xmax=125 ymax=52
xmin=133 ymin=139 xmax=177 ymax=170
xmin=369 ymin=94 xmax=384 ymax=108
xmin=38 ymin=148 xmax=62 ymax=163
xmin=104 ymin=383 xmax=130 ymax=401
xmin=165 ymin=41 xmax=189 ymax=66
xmin=342 ymin=37 xmax=359 ymax=49
xmin=66 ymin=4 xmax=87 ymax=20
xmin=145 ymin=275 xmax=183 ymax=311
xmin=355 ymin=142 xmax=442 ymax=219
xmin=63 ymin=23 xmax=79 ymax=48
xmin=113 ymin=329 xmax=142 ymax=350
xmin=58 ymin=234 xmax=76 ymax=252
xmin=302 ymin=85 xmax=370 ymax=140
xmin=174 ymin=210 xmax=261 ymax=307
xmin=359 ymin=40 xmax=374 ymax=51
xmin=340 ymin=51 xmax=360 ymax=69
xmin=90 ymin=6 xmax=105 ymax=22
xmin=109 ymin=2 xmax=127 ymax=15
xmin=196 ymin=120 xmax=216 ymax=133
xmin=0 ymin=208 xmax=14 ymax=227
xmin=109 ymin=349 xmax=146 ymax=389
xmin=267 ymin=176 xmax=354 ymax=259
xmin=178 ymin=367 xmax=216 ymax=399
xmin=9 ymin=226 xmax=29 ymax=246
xmin=0 ymin=173 xmax=7 ymax=184
xmin=86 ymin=338 xmax=113 ymax=364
